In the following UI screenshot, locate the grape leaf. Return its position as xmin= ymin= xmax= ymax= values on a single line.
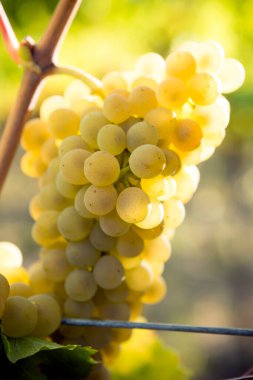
xmin=0 ymin=329 xmax=97 ymax=380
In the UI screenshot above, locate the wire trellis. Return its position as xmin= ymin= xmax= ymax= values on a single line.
xmin=61 ymin=318 xmax=253 ymax=337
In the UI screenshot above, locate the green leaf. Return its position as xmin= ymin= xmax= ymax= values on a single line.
xmin=0 ymin=329 xmax=97 ymax=380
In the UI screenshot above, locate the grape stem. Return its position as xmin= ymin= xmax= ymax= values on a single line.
xmin=0 ymin=0 xmax=83 ymax=194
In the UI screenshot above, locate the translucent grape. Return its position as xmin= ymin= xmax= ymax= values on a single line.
xmin=32 ymin=211 xmax=60 ymax=246
xmin=40 ymin=95 xmax=68 ymax=121
xmin=165 ymin=50 xmax=196 ymax=81
xmin=0 ymin=241 xmax=23 ymax=268
xmin=171 ymin=119 xmax=203 ymax=151
xmin=21 ymin=118 xmax=50 ymax=152
xmin=84 ymin=184 xmax=118 ymax=216
xmin=47 ymin=108 xmax=80 ymax=139
xmin=144 ymin=107 xmax=174 ymax=140
xmin=188 ymin=73 xmax=220 ymax=105
xmin=89 ymin=222 xmax=117 ymax=251
xmin=135 ymin=200 xmax=164 ymax=229
xmin=218 ymin=58 xmax=245 ymax=93
xmin=126 ymin=121 xmax=158 ymax=152
xmin=2 ymin=296 xmax=38 ymax=337
xmin=60 ymin=148 xmax=91 ymax=185
xmin=66 ymin=239 xmax=101 ymax=267
xmin=116 ymin=228 xmax=144 ymax=257
xmin=74 ymin=186 xmax=96 ymax=219
xmin=132 ymin=223 xmax=164 ymax=240
xmin=56 ymin=172 xmax=80 ymax=199
xmin=143 ymin=235 xmax=171 ymax=263
xmin=174 ymin=165 xmax=200 ymax=203
xmin=193 ymin=41 xmax=224 ymax=73
xmin=156 ymin=77 xmax=188 ymax=109
xmin=39 ymin=157 xmax=59 ymax=187
xmin=40 ymin=248 xmax=72 ymax=282
xmin=20 ymin=152 xmax=47 ymax=178
xmin=104 ymin=282 xmax=129 ymax=303
xmin=141 ymin=276 xmax=167 ymax=304
xmin=134 ymin=52 xmax=166 ymax=82
xmin=80 ymin=111 xmax=108 ymax=149
xmin=9 ymin=282 xmax=33 ymax=298
xmin=40 ymin=137 xmax=58 ymax=165
xmin=161 ymin=149 xmax=181 ymax=176
xmin=64 ymin=79 xmax=91 ymax=102
xmin=39 ymin=183 xmax=71 ymax=211
xmin=84 ymin=151 xmax=120 ymax=186
xmin=102 ymin=71 xmax=128 ymax=96
xmin=29 ymin=294 xmax=61 ymax=336
xmin=65 ymin=269 xmax=97 ymax=301
xmin=102 ymin=93 xmax=131 ymax=124
xmin=125 ymin=261 xmax=154 ymax=292
xmin=29 ymin=194 xmax=45 ymax=220
xmin=97 ymin=124 xmax=126 ymax=155
xmin=93 ymin=255 xmax=124 ymax=289
xmin=59 ymin=135 xmax=93 ymax=157
xmin=116 ymin=187 xmax=150 ymax=223
xmin=163 ymin=199 xmax=186 ymax=228
xmin=57 ymin=206 xmax=93 ymax=241
xmin=28 ymin=261 xmax=54 ymax=294
xmin=128 ymin=86 xmax=157 ymax=117
xmin=141 ymin=175 xmax=176 ymax=201
xmin=129 ymin=144 xmax=166 ymax=179
xmin=131 ymin=76 xmax=157 ymax=91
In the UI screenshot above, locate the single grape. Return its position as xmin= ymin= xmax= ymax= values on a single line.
xmin=84 ymin=185 xmax=118 ymax=216
xmin=65 ymin=269 xmax=97 ymax=301
xmin=125 ymin=261 xmax=154 ymax=292
xmin=188 ymin=72 xmax=220 ymax=105
xmin=165 ymin=50 xmax=196 ymax=81
xmin=102 ymin=93 xmax=131 ymax=124
xmin=156 ymin=77 xmax=188 ymax=109
xmin=93 ymin=255 xmax=124 ymax=290
xmin=89 ymin=222 xmax=117 ymax=251
xmin=171 ymin=119 xmax=203 ymax=151
xmin=59 ymin=135 xmax=93 ymax=157
xmin=47 ymin=108 xmax=80 ymax=139
xmin=144 ymin=107 xmax=174 ymax=140
xmin=74 ymin=185 xmax=96 ymax=218
xmin=32 ymin=211 xmax=60 ymax=246
xmin=116 ymin=187 xmax=150 ymax=223
xmin=84 ymin=151 xmax=120 ymax=186
xmin=129 ymin=144 xmax=166 ymax=179
xmin=128 ymin=86 xmax=157 ymax=117
xmin=126 ymin=121 xmax=158 ymax=152
xmin=56 ymin=172 xmax=81 ymax=199
xmin=40 ymin=248 xmax=72 ymax=282
xmin=116 ymin=228 xmax=144 ymax=257
xmin=66 ymin=239 xmax=101 ymax=267
xmin=80 ymin=111 xmax=108 ymax=149
xmin=141 ymin=276 xmax=167 ymax=304
xmin=63 ymin=297 xmax=94 ymax=318
xmin=57 ymin=206 xmax=93 ymax=241
xmin=97 ymin=124 xmax=126 ymax=155
xmin=21 ymin=118 xmax=50 ymax=152
xmin=60 ymin=148 xmax=92 ymax=185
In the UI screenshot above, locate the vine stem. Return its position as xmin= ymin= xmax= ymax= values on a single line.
xmin=0 ymin=0 xmax=83 ymax=194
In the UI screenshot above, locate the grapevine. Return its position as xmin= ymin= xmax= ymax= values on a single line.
xmin=0 ymin=1 xmax=246 ymax=379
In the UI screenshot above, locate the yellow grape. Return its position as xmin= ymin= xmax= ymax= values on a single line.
xmin=29 ymin=294 xmax=61 ymax=336
xmin=188 ymin=72 xmax=220 ymax=105
xmin=40 ymin=137 xmax=58 ymax=165
xmin=32 ymin=211 xmax=60 ymax=246
xmin=65 ymin=269 xmax=97 ymax=301
xmin=0 ymin=241 xmax=23 ymax=268
xmin=39 ymin=157 xmax=59 ymax=187
xmin=39 ymin=182 xmax=71 ymax=211
xmin=174 ymin=165 xmax=200 ymax=203
xmin=47 ymin=108 xmax=80 ymax=139
xmin=218 ymin=58 xmax=245 ymax=93
xmin=74 ymin=186 xmax=96 ymax=219
xmin=2 ymin=296 xmax=38 ymax=337
xmin=9 ymin=282 xmax=33 ymax=298
xmin=60 ymin=148 xmax=91 ymax=185
xmin=40 ymin=248 xmax=72 ymax=282
xmin=57 ymin=206 xmax=93 ymax=241
xmin=134 ymin=200 xmax=164 ymax=229
xmin=163 ymin=199 xmax=186 ymax=228
xmin=93 ymin=255 xmax=124 ymax=290
xmin=64 ymin=79 xmax=91 ymax=102
xmin=131 ymin=76 xmax=157 ymax=91
xmin=165 ymin=50 xmax=196 ymax=81
xmin=102 ymin=93 xmax=131 ymax=124
xmin=143 ymin=235 xmax=171 ymax=263
xmin=59 ymin=135 xmax=93 ymax=157
xmin=134 ymin=52 xmax=166 ymax=82
xmin=125 ymin=261 xmax=154 ymax=292
xmin=21 ymin=118 xmax=50 ymax=152
xmin=116 ymin=187 xmax=150 ymax=224
xmin=171 ymin=118 xmax=203 ymax=152
xmin=128 ymin=86 xmax=157 ymax=117
xmin=104 ymin=282 xmax=129 ymax=303
xmin=29 ymin=194 xmax=45 ymax=220
xmin=162 ymin=149 xmax=181 ymax=176
xmin=56 ymin=172 xmax=80 ymax=199
xmin=99 ymin=210 xmax=130 ymax=237
xmin=129 ymin=144 xmax=166 ymax=179
xmin=84 ymin=184 xmax=118 ymax=216
xmin=97 ymin=124 xmax=126 ymax=155
xmin=132 ymin=223 xmax=164 ymax=240
xmin=39 ymin=95 xmax=68 ymax=121
xmin=20 ymin=152 xmax=47 ymax=178
xmin=141 ymin=276 xmax=167 ymax=304
xmin=144 ymin=107 xmax=174 ymax=139
xmin=80 ymin=111 xmax=108 ymax=149
xmin=102 ymin=71 xmax=128 ymax=96
xmin=84 ymin=151 xmax=120 ymax=186
xmin=156 ymin=77 xmax=188 ymax=109
xmin=28 ymin=261 xmax=54 ymax=294
xmin=126 ymin=121 xmax=158 ymax=152
xmin=141 ymin=175 xmax=176 ymax=201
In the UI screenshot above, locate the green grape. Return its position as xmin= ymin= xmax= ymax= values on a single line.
xmin=129 ymin=144 xmax=166 ymax=179
xmin=0 ymin=273 xmax=10 ymax=317
xmin=102 ymin=93 xmax=131 ymax=124
xmin=188 ymin=72 xmax=220 ymax=105
xmin=144 ymin=107 xmax=174 ymax=140
xmin=125 ymin=261 xmax=154 ymax=292
xmin=162 ymin=149 xmax=181 ymax=176
xmin=165 ymin=51 xmax=196 ymax=82
xmin=21 ymin=118 xmax=50 ymax=153
xmin=99 ymin=301 xmax=130 ymax=321
xmin=74 ymin=186 xmax=96 ymax=218
xmin=141 ymin=175 xmax=176 ymax=201
xmin=56 ymin=172 xmax=81 ymax=199
xmin=116 ymin=228 xmax=144 ymax=257
xmin=141 ymin=276 xmax=167 ymax=304
xmin=84 ymin=151 xmax=120 ymax=186
xmin=60 ymin=148 xmax=91 ymax=185
xmin=128 ymin=86 xmax=157 ymax=117
xmin=59 ymin=135 xmax=93 ymax=157
xmin=29 ymin=294 xmax=61 ymax=336
xmin=39 ymin=182 xmax=71 ymax=211
xmin=80 ymin=111 xmax=108 ymax=149
xmin=66 ymin=239 xmax=101 ymax=267
xmin=39 ymin=95 xmax=68 ymax=121
xmin=99 ymin=210 xmax=130 ymax=237
xmin=84 ymin=184 xmax=118 ymax=216
xmin=116 ymin=187 xmax=150 ymax=224
xmin=126 ymin=121 xmax=158 ymax=152
xmin=28 ymin=261 xmax=54 ymax=294
xmin=9 ymin=282 xmax=33 ymax=298
xmin=102 ymin=71 xmax=128 ymax=96
xmin=20 ymin=151 xmax=47 ymax=178
xmin=40 ymin=248 xmax=72 ymax=282
xmin=218 ymin=58 xmax=245 ymax=93
xmin=65 ymin=269 xmax=97 ymax=301
xmin=71 ymin=96 xmax=102 ymax=118
xmin=89 ymin=222 xmax=117 ymax=251
xmin=97 ymin=124 xmax=126 ymax=155
xmin=174 ymin=165 xmax=200 ymax=203
xmin=39 ymin=157 xmax=59 ymax=187
xmin=163 ymin=199 xmax=185 ymax=228
xmin=2 ymin=296 xmax=38 ymax=337
xmin=93 ymin=255 xmax=124 ymax=289
xmin=40 ymin=137 xmax=58 ymax=165
xmin=143 ymin=235 xmax=171 ymax=263
xmin=57 ymin=206 xmax=93 ymax=241
xmin=29 ymin=194 xmax=45 ymax=220
xmin=134 ymin=200 xmax=164 ymax=229
xmin=32 ymin=211 xmax=60 ymax=246
xmin=156 ymin=77 xmax=188 ymax=109
xmin=47 ymin=108 xmax=80 ymax=139
xmin=63 ymin=297 xmax=94 ymax=318
xmin=104 ymin=282 xmax=129 ymax=303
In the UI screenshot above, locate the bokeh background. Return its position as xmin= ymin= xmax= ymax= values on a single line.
xmin=1 ymin=0 xmax=253 ymax=379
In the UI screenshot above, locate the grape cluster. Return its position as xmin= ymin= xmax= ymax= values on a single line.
xmin=1 ymin=40 xmax=244 ymax=366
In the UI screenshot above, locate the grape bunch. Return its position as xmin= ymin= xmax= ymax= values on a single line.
xmin=1 ymin=40 xmax=244 ymax=367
